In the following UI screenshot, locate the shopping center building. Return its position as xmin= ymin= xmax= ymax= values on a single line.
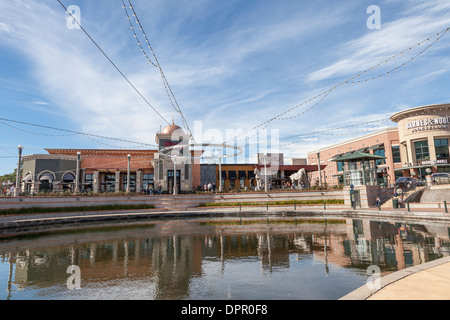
xmin=307 ymin=103 xmax=450 ymax=187
xmin=390 ymin=103 xmax=450 ymax=177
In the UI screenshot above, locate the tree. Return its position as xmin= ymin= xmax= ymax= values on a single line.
xmin=0 ymin=169 xmax=17 ymax=184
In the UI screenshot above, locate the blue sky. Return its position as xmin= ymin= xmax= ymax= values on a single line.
xmin=1 ymin=0 xmax=450 ymax=175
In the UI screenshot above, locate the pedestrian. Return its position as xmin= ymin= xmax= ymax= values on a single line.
xmin=376 ymin=196 xmax=381 ymax=208
xmin=208 ymin=182 xmax=212 ymax=192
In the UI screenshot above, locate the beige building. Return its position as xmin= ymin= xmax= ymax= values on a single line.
xmin=390 ymin=103 xmax=450 ymax=177
xmin=307 ymin=103 xmax=450 ymax=188
xmin=307 ymin=128 xmax=400 ymax=187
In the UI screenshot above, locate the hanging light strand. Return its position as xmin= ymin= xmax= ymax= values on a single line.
xmin=123 ymin=0 xmax=195 ymax=142
xmin=223 ymin=26 xmax=450 ymax=144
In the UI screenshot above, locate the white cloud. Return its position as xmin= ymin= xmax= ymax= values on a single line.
xmin=307 ymin=1 xmax=450 ymax=83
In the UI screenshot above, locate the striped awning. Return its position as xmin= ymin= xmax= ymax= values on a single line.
xmin=39 ymin=173 xmax=53 ymax=181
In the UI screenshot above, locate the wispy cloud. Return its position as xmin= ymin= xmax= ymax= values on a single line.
xmin=307 ymin=0 xmax=450 ymax=83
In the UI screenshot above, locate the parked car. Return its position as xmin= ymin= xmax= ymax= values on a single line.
xmin=432 ymin=172 xmax=450 ymax=185
xmin=395 ymin=177 xmax=417 ymax=190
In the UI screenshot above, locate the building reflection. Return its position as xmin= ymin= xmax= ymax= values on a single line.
xmin=2 ymin=218 xmax=450 ymax=299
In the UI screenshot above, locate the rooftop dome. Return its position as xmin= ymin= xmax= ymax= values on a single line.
xmin=161 ymin=120 xmax=184 ymax=135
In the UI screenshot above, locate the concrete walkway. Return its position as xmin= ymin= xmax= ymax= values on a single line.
xmin=340 ymin=256 xmax=450 ymax=300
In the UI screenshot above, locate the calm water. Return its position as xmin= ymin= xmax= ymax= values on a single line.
xmin=1 ymin=215 xmax=449 ymax=300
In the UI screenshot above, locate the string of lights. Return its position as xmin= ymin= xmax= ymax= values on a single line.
xmin=123 ymin=0 xmax=195 ymax=142
xmin=274 ymin=26 xmax=450 ymax=121
xmin=56 ymin=0 xmax=170 ymax=126
xmin=223 ymin=26 xmax=450 ymax=144
xmin=280 ymin=117 xmax=391 ymax=140
xmin=0 ymin=117 xmax=158 ymax=148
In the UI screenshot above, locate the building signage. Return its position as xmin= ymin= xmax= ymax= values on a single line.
xmin=406 ymin=116 xmax=450 ymax=133
xmin=419 ymin=158 xmax=449 ymax=166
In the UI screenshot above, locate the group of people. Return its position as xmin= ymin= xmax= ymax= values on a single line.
xmin=1 ymin=186 xmax=15 ymax=196
xmin=196 ymin=182 xmax=217 ymax=193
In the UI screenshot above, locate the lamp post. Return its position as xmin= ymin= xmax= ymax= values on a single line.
xmin=15 ymin=145 xmax=23 ymax=197
xmin=173 ymin=156 xmax=177 ymax=195
xmin=127 ymin=154 xmax=131 ymax=193
xmin=263 ymin=153 xmax=268 ymax=192
xmin=75 ymin=151 xmax=81 ymax=193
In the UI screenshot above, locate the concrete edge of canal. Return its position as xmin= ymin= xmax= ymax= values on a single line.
xmin=1 ymin=206 xmax=450 ymax=230
xmin=340 ymin=256 xmax=450 ymax=300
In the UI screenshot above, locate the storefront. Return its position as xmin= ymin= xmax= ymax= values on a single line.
xmin=390 ymin=103 xmax=450 ymax=178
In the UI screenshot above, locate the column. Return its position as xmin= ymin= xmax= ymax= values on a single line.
xmin=136 ymin=170 xmax=142 ymax=193
xmin=115 ymin=171 xmax=121 ymax=192
xmin=93 ymin=171 xmax=100 ymax=193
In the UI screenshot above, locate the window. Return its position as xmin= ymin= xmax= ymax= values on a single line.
xmin=391 ymin=146 xmax=401 ymax=163
xmin=435 ymin=139 xmax=449 ymax=158
xmin=85 ymin=174 xmax=94 ymax=192
xmin=337 ymin=161 xmax=344 ymax=172
xmin=143 ymin=173 xmax=154 ymax=190
xmin=122 ymin=174 xmax=136 ymax=192
xmin=414 ymin=140 xmax=430 ymax=160
xmin=373 ymin=148 xmax=386 ymax=165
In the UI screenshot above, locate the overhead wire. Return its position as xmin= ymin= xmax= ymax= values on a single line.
xmin=122 ymin=0 xmax=195 ymax=142
xmin=223 ymin=26 xmax=450 ymax=145
xmin=0 ymin=117 xmax=158 ymax=148
xmin=56 ymin=0 xmax=170 ymax=126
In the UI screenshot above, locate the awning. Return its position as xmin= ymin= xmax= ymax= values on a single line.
xmin=22 ymin=173 xmax=32 ymax=182
xmin=220 ymin=171 xmax=227 ymax=179
xmin=228 ymin=171 xmax=237 ymax=180
xmin=39 ymin=173 xmax=53 ymax=181
xmin=330 ymin=153 xmax=344 ymax=160
xmin=63 ymin=173 xmax=75 ymax=182
xmin=332 ymin=151 xmax=385 ymax=162
xmin=369 ymin=143 xmax=384 ymax=150
xmin=238 ymin=171 xmax=247 ymax=179
xmin=248 ymin=170 xmax=255 ymax=179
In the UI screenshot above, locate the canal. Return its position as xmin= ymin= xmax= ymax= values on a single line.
xmin=1 ymin=215 xmax=449 ymax=300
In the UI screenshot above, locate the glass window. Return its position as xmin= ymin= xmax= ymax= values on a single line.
xmin=337 ymin=161 xmax=344 ymax=172
xmin=122 ymin=174 xmax=136 ymax=192
xmin=143 ymin=173 xmax=154 ymax=190
xmin=373 ymin=148 xmax=386 ymax=165
xmin=391 ymin=146 xmax=401 ymax=163
xmin=435 ymin=139 xmax=449 ymax=158
xmin=414 ymin=140 xmax=430 ymax=160
xmin=84 ymin=174 xmax=94 ymax=192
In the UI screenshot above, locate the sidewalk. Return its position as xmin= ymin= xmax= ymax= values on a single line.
xmin=340 ymin=256 xmax=450 ymax=300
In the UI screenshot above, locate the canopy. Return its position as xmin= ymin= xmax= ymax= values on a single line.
xmin=331 ymin=151 xmax=385 ymax=162
xmin=39 ymin=173 xmax=54 ymax=181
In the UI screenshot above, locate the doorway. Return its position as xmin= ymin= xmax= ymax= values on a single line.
xmin=167 ymin=170 xmax=181 ymax=193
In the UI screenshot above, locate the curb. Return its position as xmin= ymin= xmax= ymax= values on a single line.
xmin=339 ymin=256 xmax=450 ymax=300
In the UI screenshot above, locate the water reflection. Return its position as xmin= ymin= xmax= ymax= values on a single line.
xmin=1 ymin=217 xmax=450 ymax=300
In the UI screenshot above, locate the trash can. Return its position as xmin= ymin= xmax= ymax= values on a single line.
xmin=392 ymin=197 xmax=399 ymax=209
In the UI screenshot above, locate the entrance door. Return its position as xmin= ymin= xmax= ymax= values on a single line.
xmin=167 ymin=170 xmax=181 ymax=193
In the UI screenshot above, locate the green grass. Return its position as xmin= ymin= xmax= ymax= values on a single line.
xmin=199 ymin=218 xmax=346 ymax=226
xmin=198 ymin=199 xmax=344 ymax=207
xmin=0 ymin=204 xmax=155 ymax=216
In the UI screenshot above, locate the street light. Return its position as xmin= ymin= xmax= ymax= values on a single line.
xmin=15 ymin=145 xmax=23 ymax=197
xmin=75 ymin=152 xmax=81 ymax=193
xmin=263 ymin=153 xmax=268 ymax=192
xmin=127 ymin=154 xmax=131 ymax=193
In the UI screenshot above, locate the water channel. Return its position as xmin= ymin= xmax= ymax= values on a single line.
xmin=1 ymin=214 xmax=449 ymax=300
